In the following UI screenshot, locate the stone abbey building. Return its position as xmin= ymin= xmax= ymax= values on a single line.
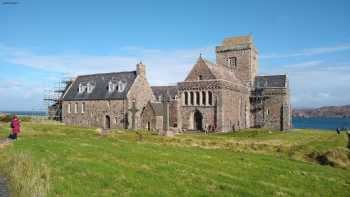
xmin=61 ymin=35 xmax=291 ymax=132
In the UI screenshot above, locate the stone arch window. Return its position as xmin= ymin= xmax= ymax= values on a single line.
xmin=190 ymin=92 xmax=194 ymax=105
xmin=68 ymin=103 xmax=71 ymax=114
xmin=202 ymin=91 xmax=206 ymax=106
xmin=74 ymin=103 xmax=78 ymax=113
xmin=198 ymin=75 xmax=203 ymax=80
xmin=184 ymin=92 xmax=188 ymax=105
xmin=81 ymin=102 xmax=85 ymax=114
xmin=196 ymin=92 xmax=200 ymax=105
xmin=208 ymin=91 xmax=213 ymax=106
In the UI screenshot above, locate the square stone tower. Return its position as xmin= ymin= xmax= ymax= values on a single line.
xmin=215 ymin=35 xmax=258 ymax=87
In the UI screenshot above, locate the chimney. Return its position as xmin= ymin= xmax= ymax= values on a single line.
xmin=136 ymin=62 xmax=146 ymax=77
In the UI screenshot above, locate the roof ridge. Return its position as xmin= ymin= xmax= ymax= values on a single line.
xmin=78 ymin=71 xmax=136 ymax=78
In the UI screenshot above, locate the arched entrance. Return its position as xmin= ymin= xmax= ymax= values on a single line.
xmin=194 ymin=110 xmax=203 ymax=131
xmin=105 ymin=115 xmax=111 ymax=129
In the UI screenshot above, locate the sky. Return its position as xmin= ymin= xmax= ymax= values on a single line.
xmin=0 ymin=0 xmax=349 ymax=111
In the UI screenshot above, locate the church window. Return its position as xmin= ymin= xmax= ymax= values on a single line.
xmin=198 ymin=75 xmax=203 ymax=80
xmin=74 ymin=103 xmax=78 ymax=113
xmin=190 ymin=92 xmax=194 ymax=105
xmin=184 ymin=92 xmax=188 ymax=105
xmin=228 ymin=57 xmax=237 ymax=69
xmin=196 ymin=92 xmax=200 ymax=105
xmin=208 ymin=91 xmax=213 ymax=105
xmin=81 ymin=103 xmax=85 ymax=114
xmin=68 ymin=103 xmax=71 ymax=114
xmin=202 ymin=91 xmax=206 ymax=105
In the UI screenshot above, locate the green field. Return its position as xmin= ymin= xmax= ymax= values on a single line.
xmin=0 ymin=122 xmax=349 ymax=197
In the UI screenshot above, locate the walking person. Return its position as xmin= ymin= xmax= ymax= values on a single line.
xmin=8 ymin=115 xmax=21 ymax=140
xmin=336 ymin=127 xmax=341 ymax=135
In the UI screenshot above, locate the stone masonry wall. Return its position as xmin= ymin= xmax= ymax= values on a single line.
xmin=127 ymin=75 xmax=155 ymax=130
xmin=62 ymin=99 xmax=128 ymax=129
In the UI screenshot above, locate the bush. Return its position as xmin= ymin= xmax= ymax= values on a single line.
xmin=0 ymin=115 xmax=31 ymax=122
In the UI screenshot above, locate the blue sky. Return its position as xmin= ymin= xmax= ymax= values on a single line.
xmin=0 ymin=0 xmax=349 ymax=111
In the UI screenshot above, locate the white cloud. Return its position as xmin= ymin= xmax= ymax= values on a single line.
xmin=261 ymin=44 xmax=350 ymax=59
xmin=1 ymin=43 xmax=350 ymax=110
xmin=0 ymin=44 xmax=214 ymax=85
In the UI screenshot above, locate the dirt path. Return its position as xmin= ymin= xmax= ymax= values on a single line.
xmin=0 ymin=176 xmax=9 ymax=197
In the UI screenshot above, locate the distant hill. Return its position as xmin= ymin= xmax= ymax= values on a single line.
xmin=293 ymin=105 xmax=350 ymax=118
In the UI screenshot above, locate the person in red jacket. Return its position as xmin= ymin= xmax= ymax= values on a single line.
xmin=8 ymin=115 xmax=21 ymax=140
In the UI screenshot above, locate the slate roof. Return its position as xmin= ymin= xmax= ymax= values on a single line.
xmin=255 ymin=75 xmax=287 ymax=88
xmin=62 ymin=71 xmax=137 ymax=101
xmin=201 ymin=58 xmax=242 ymax=84
xmin=151 ymin=86 xmax=178 ymax=99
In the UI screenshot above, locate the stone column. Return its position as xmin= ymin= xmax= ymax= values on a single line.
xmin=199 ymin=90 xmax=202 ymax=106
xmin=193 ymin=91 xmax=196 ymax=106
xmin=182 ymin=92 xmax=185 ymax=106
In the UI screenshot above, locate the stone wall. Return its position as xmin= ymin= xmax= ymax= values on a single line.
xmin=140 ymin=104 xmax=158 ymax=131
xmin=216 ymin=45 xmax=258 ymax=87
xmin=218 ymin=89 xmax=250 ymax=131
xmin=62 ymin=99 xmax=128 ymax=129
xmin=126 ymin=74 xmax=155 ymax=130
xmin=250 ymin=88 xmax=291 ymax=130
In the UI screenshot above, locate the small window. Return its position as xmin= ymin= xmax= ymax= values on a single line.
xmin=196 ymin=92 xmax=200 ymax=105
xmin=81 ymin=103 xmax=85 ymax=114
xmin=184 ymin=92 xmax=188 ymax=105
xmin=118 ymin=81 xmax=126 ymax=92
xmin=108 ymin=81 xmax=115 ymax=93
xmin=198 ymin=75 xmax=203 ymax=80
xmin=190 ymin=92 xmax=194 ymax=105
xmin=202 ymin=91 xmax=206 ymax=105
xmin=208 ymin=91 xmax=213 ymax=105
xmin=78 ymin=83 xmax=85 ymax=93
xmin=74 ymin=103 xmax=78 ymax=113
xmin=68 ymin=103 xmax=71 ymax=114
xmin=228 ymin=57 xmax=237 ymax=68
xmin=87 ymin=83 xmax=94 ymax=93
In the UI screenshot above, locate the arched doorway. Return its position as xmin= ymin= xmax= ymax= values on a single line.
xmin=194 ymin=110 xmax=203 ymax=131
xmin=105 ymin=115 xmax=111 ymax=129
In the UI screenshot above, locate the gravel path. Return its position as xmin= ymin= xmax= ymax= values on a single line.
xmin=0 ymin=176 xmax=9 ymax=197
xmin=0 ymin=138 xmax=10 ymax=197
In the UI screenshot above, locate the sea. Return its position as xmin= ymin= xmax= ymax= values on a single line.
xmin=292 ymin=117 xmax=350 ymax=130
xmin=1 ymin=111 xmax=350 ymax=131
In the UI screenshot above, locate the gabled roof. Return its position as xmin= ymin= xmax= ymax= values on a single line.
xmin=200 ymin=57 xmax=242 ymax=84
xmin=150 ymin=102 xmax=163 ymax=116
xmin=151 ymin=86 xmax=178 ymax=99
xmin=255 ymin=75 xmax=287 ymax=88
xmin=62 ymin=71 xmax=137 ymax=101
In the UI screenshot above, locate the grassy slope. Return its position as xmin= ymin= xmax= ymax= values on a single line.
xmin=0 ymin=122 xmax=349 ymax=197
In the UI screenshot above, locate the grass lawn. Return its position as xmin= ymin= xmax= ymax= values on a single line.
xmin=0 ymin=122 xmax=350 ymax=196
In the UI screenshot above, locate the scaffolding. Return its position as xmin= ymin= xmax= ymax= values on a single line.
xmin=43 ymin=77 xmax=73 ymax=121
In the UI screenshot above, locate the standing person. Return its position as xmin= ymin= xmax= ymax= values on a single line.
xmin=8 ymin=115 xmax=21 ymax=140
xmin=336 ymin=128 xmax=340 ymax=135
xmin=346 ymin=128 xmax=350 ymax=150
